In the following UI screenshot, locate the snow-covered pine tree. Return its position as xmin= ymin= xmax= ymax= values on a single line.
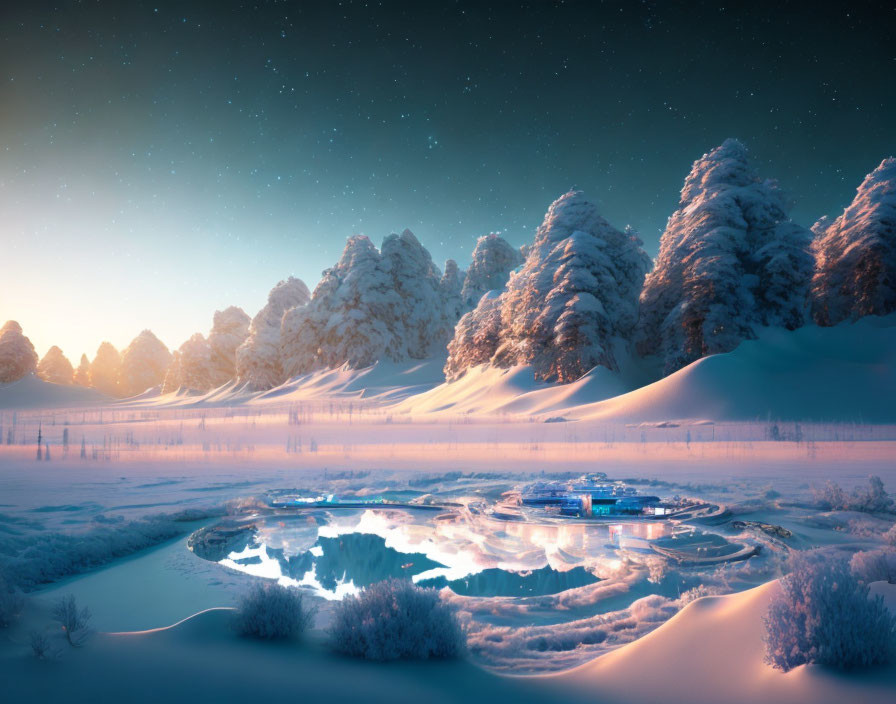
xmin=73 ymin=354 xmax=91 ymax=386
xmin=381 ymin=229 xmax=451 ymax=359
xmin=0 ymin=321 xmax=38 ymax=383
xmin=280 ymin=236 xmax=401 ymax=376
xmin=444 ymin=291 xmax=504 ymax=380
xmin=161 ymin=351 xmax=182 ymax=393
xmin=460 ymin=234 xmax=523 ymax=310
xmin=118 ymin=330 xmax=172 ymax=397
xmin=811 ymin=157 xmax=896 ymax=325
xmin=490 ymin=190 xmax=650 ymax=381
xmin=88 ymin=342 xmax=122 ymax=396
xmin=207 ymin=306 xmax=250 ymax=386
xmin=236 ymin=276 xmax=310 ymax=389
xmin=36 ymin=346 xmax=74 ymax=385
xmin=637 ymin=139 xmax=814 ymax=375
xmin=440 ymin=259 xmax=465 ymax=323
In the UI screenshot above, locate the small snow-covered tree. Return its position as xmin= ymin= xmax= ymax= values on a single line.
xmin=36 ymin=346 xmax=74 ymax=385
xmin=765 ymin=551 xmax=895 ymax=671
xmin=52 ymin=594 xmax=91 ymax=646
xmin=440 ymin=259 xmax=465 ymax=323
xmin=329 ymin=579 xmax=465 ymax=660
xmin=637 ymin=139 xmax=814 ymax=375
xmin=237 ymin=276 xmax=310 ymax=389
xmin=0 ymin=321 xmax=38 ymax=383
xmin=118 ymin=330 xmax=171 ymax=397
xmin=233 ymin=582 xmax=314 ymax=639
xmin=885 ymin=523 xmax=896 ymax=547
xmin=160 ymin=351 xmax=182 ymax=393
xmin=207 ymin=306 xmax=250 ymax=387
xmin=73 ymin=354 xmax=91 ymax=386
xmin=813 ymin=476 xmax=894 ymax=513
xmin=812 ymin=158 xmax=896 ymax=325
xmin=460 ymin=233 xmax=522 ymax=310
xmin=444 ymin=291 xmax=504 ymax=380
xmin=88 ymin=342 xmax=122 ymax=396
xmin=177 ymin=333 xmax=214 ymax=391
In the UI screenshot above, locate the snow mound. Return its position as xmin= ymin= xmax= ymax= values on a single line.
xmin=0 ymin=373 xmax=111 ymax=409
xmin=569 ymin=315 xmax=896 ymax=423
xmin=408 ymin=316 xmax=896 ymax=423
xmin=556 ymin=580 xmax=896 ymax=704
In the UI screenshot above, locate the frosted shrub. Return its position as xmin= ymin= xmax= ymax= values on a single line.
xmin=813 ymin=476 xmax=894 ymax=513
xmin=52 ymin=594 xmax=91 ymax=646
xmin=234 ymin=582 xmax=314 ymax=639
xmin=884 ymin=523 xmax=896 ymax=547
xmin=330 ymin=579 xmax=465 ymax=661
xmin=30 ymin=631 xmax=56 ymax=659
xmin=0 ymin=571 xmax=24 ymax=627
xmin=851 ymin=549 xmax=896 ymax=584
xmin=765 ymin=551 xmax=896 ymax=671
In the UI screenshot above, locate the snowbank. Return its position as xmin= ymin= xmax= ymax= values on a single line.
xmin=0 ymin=374 xmax=110 ymax=410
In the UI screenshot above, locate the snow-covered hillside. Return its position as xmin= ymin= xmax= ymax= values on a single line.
xmin=0 ymin=374 xmax=110 ymax=410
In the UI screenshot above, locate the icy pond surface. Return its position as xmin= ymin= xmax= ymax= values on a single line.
xmin=197 ymin=508 xmax=673 ymax=600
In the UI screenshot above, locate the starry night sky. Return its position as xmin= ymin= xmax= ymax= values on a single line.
xmin=2 ymin=0 xmax=894 ymax=360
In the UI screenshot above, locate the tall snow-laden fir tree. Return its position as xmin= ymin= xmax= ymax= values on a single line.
xmin=37 ymin=346 xmax=74 ymax=385
xmin=811 ymin=157 xmax=896 ymax=325
xmin=73 ymin=354 xmax=91 ymax=386
xmin=88 ymin=342 xmax=122 ymax=396
xmin=207 ymin=306 xmax=251 ymax=386
xmin=0 ymin=321 xmax=38 ymax=383
xmin=460 ymin=233 xmax=523 ymax=310
xmin=236 ymin=276 xmax=310 ymax=389
xmin=176 ymin=333 xmax=215 ymax=391
xmin=381 ymin=229 xmax=454 ymax=359
xmin=637 ymin=139 xmax=814 ymax=375
xmin=118 ymin=330 xmax=172 ymax=397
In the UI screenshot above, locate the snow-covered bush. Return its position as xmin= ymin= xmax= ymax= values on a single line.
xmin=88 ymin=341 xmax=122 ymax=396
xmin=52 ymin=594 xmax=91 ymax=646
xmin=450 ymin=191 xmax=650 ymax=382
xmin=812 ymin=158 xmax=896 ymax=325
xmin=237 ymin=276 xmax=310 ymax=389
xmin=0 ymin=507 xmax=224 ymax=590
xmin=0 ymin=321 xmax=38 ymax=383
xmin=638 ymin=139 xmax=814 ymax=375
xmin=851 ymin=549 xmax=896 ymax=584
xmin=460 ymin=233 xmax=522 ymax=310
xmin=36 ymin=346 xmax=74 ymax=385
xmin=329 ymin=578 xmax=465 ymax=660
xmin=118 ymin=330 xmax=171 ymax=397
xmin=207 ymin=306 xmax=250 ymax=386
xmin=813 ymin=476 xmax=894 ymax=513
xmin=176 ymin=333 xmax=214 ymax=391
xmin=233 ymin=582 xmax=314 ymax=639
xmin=0 ymin=570 xmax=24 ymax=627
xmin=764 ymin=551 xmax=896 ymax=671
